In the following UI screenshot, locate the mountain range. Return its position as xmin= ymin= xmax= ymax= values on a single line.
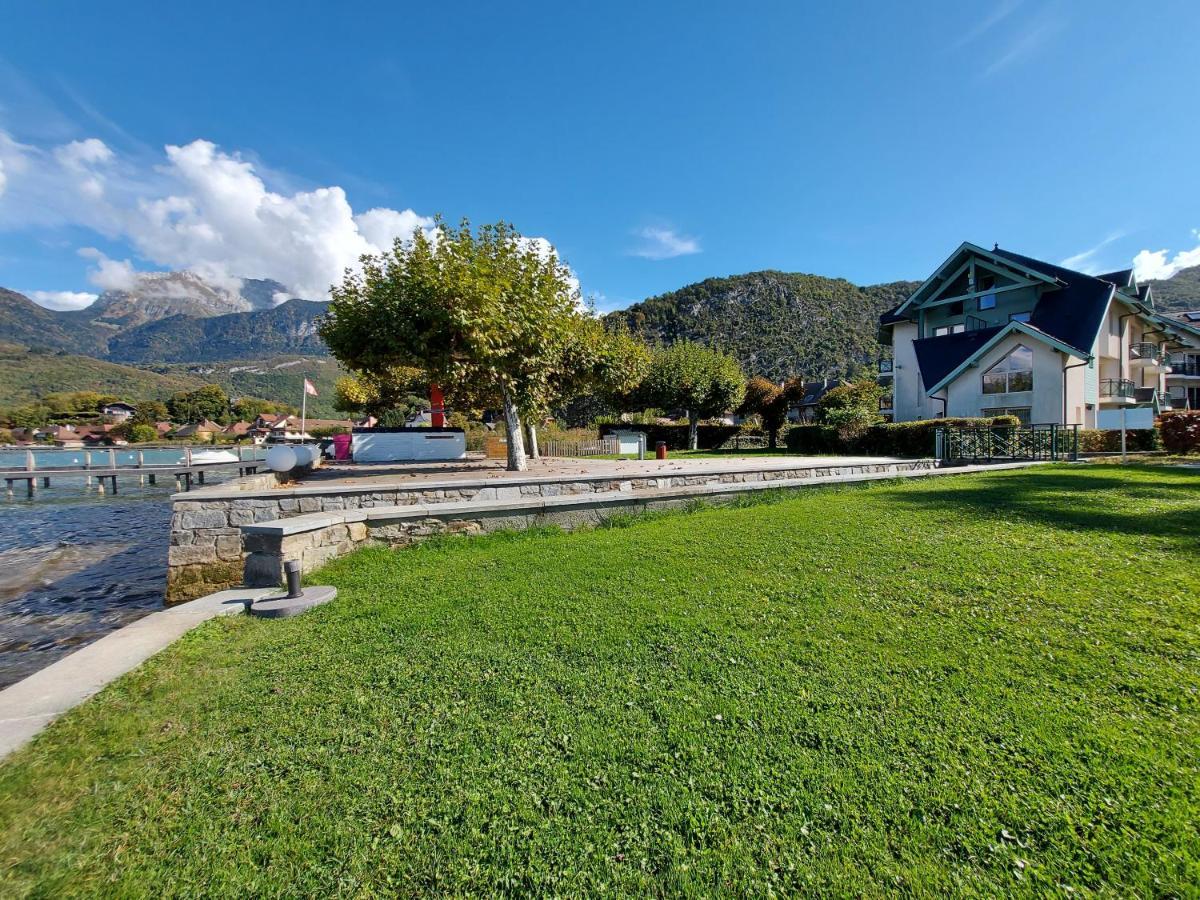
xmin=1 ymin=262 xmax=1197 ymax=407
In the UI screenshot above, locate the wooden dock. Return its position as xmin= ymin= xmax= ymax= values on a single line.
xmin=1 ymin=448 xmax=262 ymax=498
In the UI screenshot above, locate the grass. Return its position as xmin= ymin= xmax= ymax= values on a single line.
xmin=1 ymin=465 xmax=1198 ymax=895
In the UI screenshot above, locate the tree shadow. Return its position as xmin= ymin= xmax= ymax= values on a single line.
xmin=884 ymin=467 xmax=1200 ymax=544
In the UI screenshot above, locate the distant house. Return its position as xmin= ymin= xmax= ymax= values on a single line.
xmin=790 ymin=379 xmax=843 ymax=423
xmin=255 ymin=414 xmax=353 ymax=440
xmin=155 ymin=421 xmax=174 ymax=437
xmin=174 ymin=419 xmax=223 ymax=440
xmin=223 ymin=421 xmax=252 ymax=438
xmin=102 ymin=402 xmax=137 ymax=423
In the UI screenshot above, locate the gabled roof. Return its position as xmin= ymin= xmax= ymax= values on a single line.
xmin=989 ymin=248 xmax=1117 ymax=357
xmin=1097 ymin=269 xmax=1134 ymax=288
xmin=917 ymin=321 xmax=1088 ymax=396
xmin=894 ymin=241 xmax=1062 ymax=317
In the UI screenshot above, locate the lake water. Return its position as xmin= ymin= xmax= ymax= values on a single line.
xmin=0 ymin=447 xmax=265 ymax=690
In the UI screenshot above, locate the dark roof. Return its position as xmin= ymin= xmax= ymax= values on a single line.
xmin=912 ymin=326 xmax=1004 ymax=391
xmin=879 ymin=306 xmax=909 ymax=325
xmin=797 ymin=380 xmax=842 ymax=405
xmin=990 ymin=248 xmax=1114 ymax=355
xmin=1097 ymin=269 xmax=1133 ymax=288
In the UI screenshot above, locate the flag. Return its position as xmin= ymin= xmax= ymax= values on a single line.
xmin=304 ymin=378 xmax=318 ymax=397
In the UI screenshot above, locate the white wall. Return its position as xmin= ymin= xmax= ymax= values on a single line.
xmin=943 ymin=334 xmax=1073 ymax=424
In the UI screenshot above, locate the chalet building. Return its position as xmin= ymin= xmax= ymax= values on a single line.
xmin=878 ymin=242 xmax=1184 ymax=427
xmin=1165 ymin=311 xmax=1200 ymax=411
xmin=101 ymin=402 xmax=137 ymax=423
xmin=788 ymin=379 xmax=843 ymax=424
xmin=173 ymin=419 xmax=223 ymax=440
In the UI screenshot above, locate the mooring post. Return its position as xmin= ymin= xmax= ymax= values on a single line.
xmin=42 ymin=476 xmax=50 ymax=488
xmin=96 ymin=477 xmax=105 ymax=495
xmin=148 ymin=473 xmax=156 ymax=485
xmin=108 ymin=448 xmax=117 ymax=470
xmin=27 ymin=478 xmax=35 ymax=498
xmin=109 ymin=474 xmax=118 ymax=495
xmin=198 ymin=469 xmax=205 ymax=484
xmin=137 ymin=450 xmax=145 ymax=469
xmin=25 ymin=450 xmax=35 ymax=472
xmin=5 ymin=479 xmax=12 ymax=500
xmin=175 ymin=474 xmax=183 ymax=491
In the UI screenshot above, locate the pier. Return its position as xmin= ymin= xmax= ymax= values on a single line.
xmin=2 ymin=447 xmax=262 ymax=499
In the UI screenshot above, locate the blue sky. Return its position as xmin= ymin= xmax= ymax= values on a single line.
xmin=1 ymin=0 xmax=1198 ymax=311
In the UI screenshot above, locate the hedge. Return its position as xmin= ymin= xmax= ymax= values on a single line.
xmin=598 ymin=423 xmax=746 ymax=451
xmin=1077 ymin=428 xmax=1161 ymax=453
xmin=786 ymin=416 xmax=1021 ymax=458
xmin=1159 ymin=412 xmax=1200 ymax=454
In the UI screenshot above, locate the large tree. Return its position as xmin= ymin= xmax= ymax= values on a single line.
xmin=320 ymin=219 xmax=591 ymax=471
xmin=739 ymin=376 xmax=801 ymax=449
xmin=640 ymin=341 xmax=746 ymax=450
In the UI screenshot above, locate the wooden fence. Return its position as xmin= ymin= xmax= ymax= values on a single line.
xmin=543 ymin=437 xmax=620 ymax=458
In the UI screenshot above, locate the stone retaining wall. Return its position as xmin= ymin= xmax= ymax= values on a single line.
xmin=167 ymin=460 xmax=936 ymax=601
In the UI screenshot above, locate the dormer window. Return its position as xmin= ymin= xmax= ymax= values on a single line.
xmin=982 ymin=344 xmax=1033 ymax=394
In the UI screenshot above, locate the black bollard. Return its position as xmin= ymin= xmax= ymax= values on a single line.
xmin=284 ymin=559 xmax=303 ymax=599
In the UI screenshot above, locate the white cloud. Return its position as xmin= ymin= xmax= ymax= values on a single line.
xmin=0 ymin=132 xmax=578 ymax=300
xmin=983 ymin=14 xmax=1064 ymax=77
xmin=78 ymin=247 xmax=138 ymax=291
xmin=629 ymin=226 xmax=701 ymax=260
xmin=1060 ymin=231 xmax=1126 ymax=274
xmin=53 ymin=138 xmax=113 ymax=170
xmin=26 ymin=289 xmax=99 ymax=311
xmin=1132 ymin=231 xmax=1200 ymax=281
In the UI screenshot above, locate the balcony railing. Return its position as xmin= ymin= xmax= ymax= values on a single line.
xmin=1129 ymin=342 xmax=1165 ymax=364
xmin=1168 ymin=359 xmax=1200 ymax=376
xmin=879 ymin=396 xmax=894 ymax=411
xmin=1100 ymin=378 xmax=1136 ymax=399
xmin=1157 ymin=391 xmax=1174 ymax=410
xmin=877 ymin=359 xmax=894 ymax=375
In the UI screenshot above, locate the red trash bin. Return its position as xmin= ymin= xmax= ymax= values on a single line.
xmin=332 ymin=432 xmax=352 ymax=460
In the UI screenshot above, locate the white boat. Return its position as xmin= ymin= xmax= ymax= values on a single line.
xmin=189 ymin=450 xmax=240 ymax=464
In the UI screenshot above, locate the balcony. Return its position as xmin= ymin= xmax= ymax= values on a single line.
xmin=1099 ymin=378 xmax=1136 ymax=404
xmin=1157 ymin=391 xmax=1174 ymax=411
xmin=1129 ymin=342 xmax=1167 ymax=371
xmin=877 ymin=359 xmax=894 ymax=381
xmin=879 ymin=395 xmax=894 ymax=412
xmin=1168 ymin=358 xmax=1200 ymax=377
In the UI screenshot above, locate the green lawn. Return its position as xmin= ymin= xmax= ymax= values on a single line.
xmin=2 ymin=466 xmax=1198 ymax=895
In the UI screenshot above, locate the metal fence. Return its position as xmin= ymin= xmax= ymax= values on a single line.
xmin=543 ymin=437 xmax=621 ymax=458
xmin=935 ymin=423 xmax=1080 ymax=463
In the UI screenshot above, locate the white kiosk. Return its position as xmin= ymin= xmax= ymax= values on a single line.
xmin=351 ymin=427 xmax=467 ymax=463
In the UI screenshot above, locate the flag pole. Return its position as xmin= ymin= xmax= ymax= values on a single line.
xmin=301 ymin=377 xmax=307 ymax=442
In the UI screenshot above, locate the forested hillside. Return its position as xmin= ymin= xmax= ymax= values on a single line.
xmin=608 ymin=271 xmax=918 ymax=381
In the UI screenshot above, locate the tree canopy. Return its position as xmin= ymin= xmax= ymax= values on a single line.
xmin=639 ymin=341 xmax=745 ymax=449
xmin=321 ymin=218 xmax=646 ymax=470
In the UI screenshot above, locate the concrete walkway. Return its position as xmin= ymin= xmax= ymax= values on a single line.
xmin=0 ymin=586 xmax=273 ymax=762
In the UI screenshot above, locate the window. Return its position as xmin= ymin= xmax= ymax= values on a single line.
xmin=1009 ymin=311 xmax=1031 ymax=323
xmin=934 ymin=323 xmax=966 ymax=337
xmin=949 ymin=300 xmax=964 ymax=316
xmin=978 ymin=275 xmax=997 ymax=310
xmin=982 ymin=406 xmax=1032 ymax=424
xmin=982 ymin=344 xmax=1033 ymax=394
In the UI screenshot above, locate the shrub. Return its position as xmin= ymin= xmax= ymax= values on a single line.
xmin=126 ymin=423 xmax=159 ymax=443
xmin=1077 ymin=428 xmax=1162 ymax=453
xmin=784 ymin=425 xmax=841 ymax=453
xmin=788 ymin=416 xmax=1021 ymax=457
xmin=1159 ymin=412 xmax=1200 ymax=454
xmin=814 ymin=382 xmax=884 ymax=443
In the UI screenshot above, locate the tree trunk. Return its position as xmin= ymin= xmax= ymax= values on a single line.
xmin=527 ymin=422 xmax=540 ymax=460
xmin=768 ymin=423 xmax=778 ymax=449
xmin=502 ymin=391 xmax=528 ymax=472
xmin=688 ymin=411 xmax=699 ymax=451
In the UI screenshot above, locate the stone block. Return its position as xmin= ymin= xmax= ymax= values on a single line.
xmin=299 ymin=497 xmax=322 ymax=513
xmin=216 ymin=534 xmax=243 ymax=560
xmin=169 ymin=544 xmax=218 ymax=566
xmin=179 ymin=509 xmax=229 ymax=530
xmin=277 ymin=499 xmax=299 ymax=512
xmin=347 ymin=521 xmax=368 ymax=542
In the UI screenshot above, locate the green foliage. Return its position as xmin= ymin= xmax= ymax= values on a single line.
xmin=638 ymin=341 xmax=745 ymax=448
xmin=739 ymin=376 xmax=800 ymax=448
xmin=320 ymin=218 xmax=601 ymax=470
xmin=0 ymin=468 xmax=1197 ymax=894
xmin=168 ymin=384 xmax=230 ymax=423
xmin=1144 ymin=266 xmax=1200 ymax=314
xmin=125 ymin=423 xmax=159 ymax=443
xmin=333 ymin=367 xmax=427 ymax=420
xmin=130 ymin=399 xmax=169 ymax=424
xmin=608 ymin=271 xmax=918 ymax=382
xmin=814 ymin=380 xmax=884 ymax=442
xmin=787 ymin=416 xmax=1022 ymax=457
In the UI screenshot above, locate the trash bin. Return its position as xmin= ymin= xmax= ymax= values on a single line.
xmin=331 ymin=432 xmax=352 ymax=461
xmin=656 ymin=441 xmax=668 ymax=460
